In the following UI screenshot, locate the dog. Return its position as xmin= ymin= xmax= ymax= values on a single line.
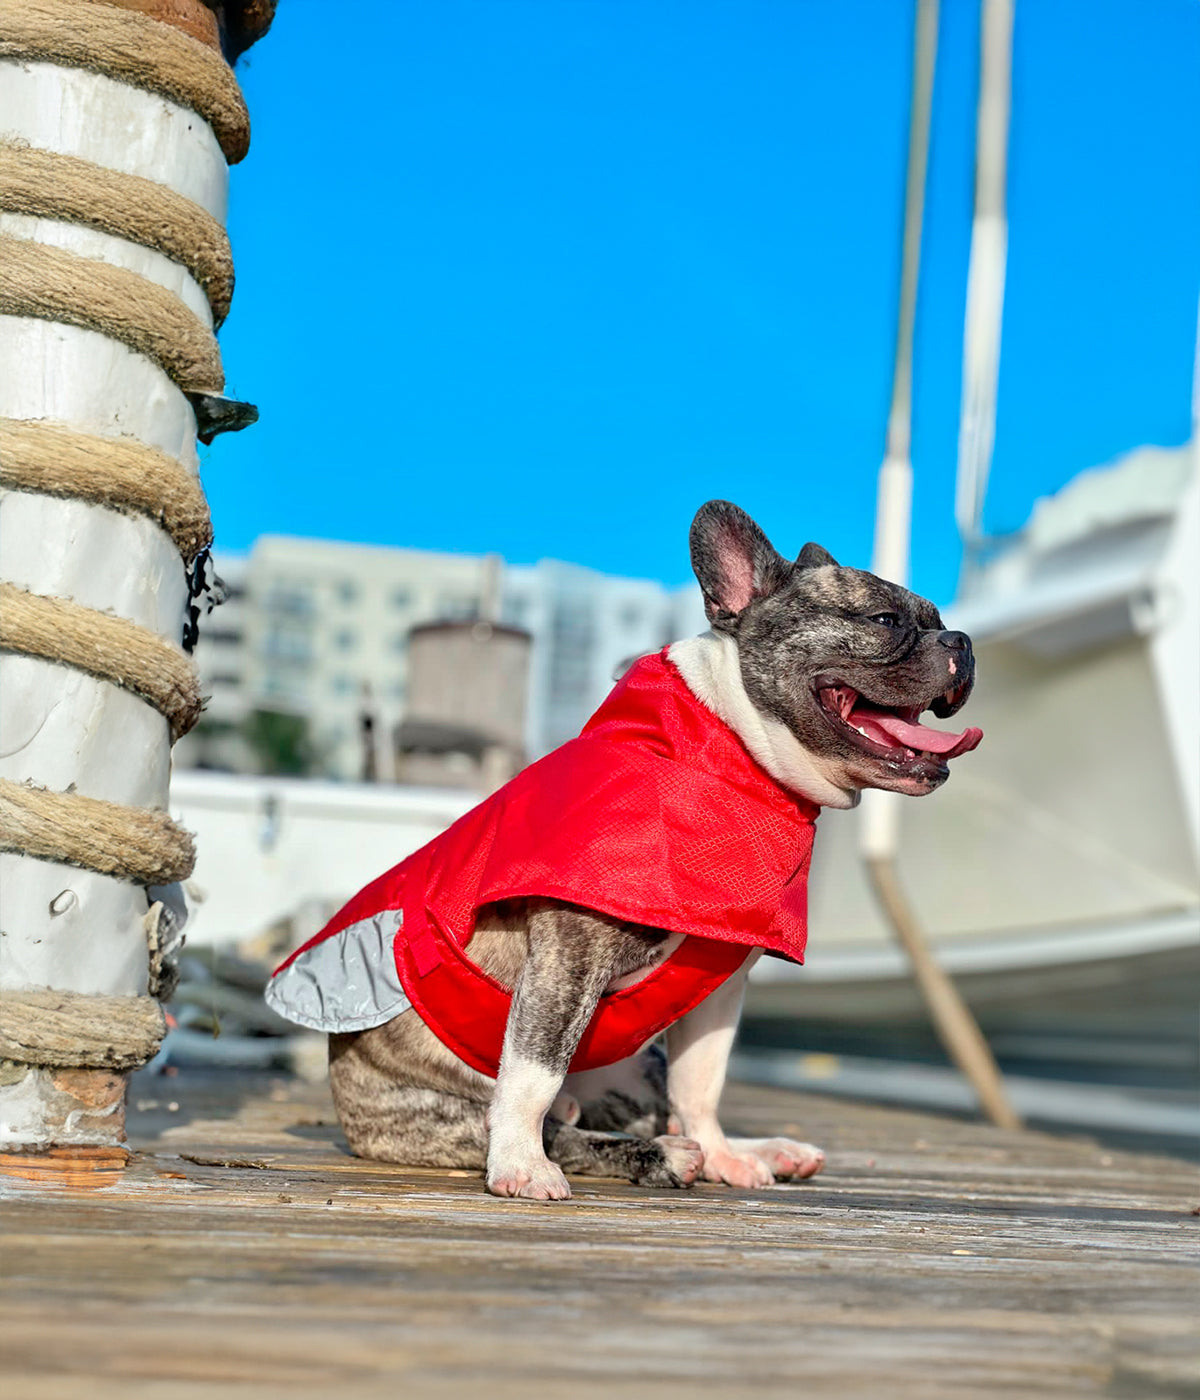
xmin=266 ymin=501 xmax=981 ymax=1200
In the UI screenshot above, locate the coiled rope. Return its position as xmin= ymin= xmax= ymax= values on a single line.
xmin=0 ymin=987 xmax=167 ymax=1068
xmin=0 ymin=584 xmax=203 ymax=741
xmin=0 ymin=237 xmax=224 ymax=393
xmin=0 ymin=0 xmax=251 ymax=163
xmin=0 ymin=418 xmax=213 ymax=560
xmin=0 ymin=779 xmax=195 ymax=885
xmin=0 ymin=140 xmax=235 ymax=325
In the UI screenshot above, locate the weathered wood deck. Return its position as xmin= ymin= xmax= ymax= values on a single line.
xmin=1 ymin=1069 xmax=1197 ymax=1398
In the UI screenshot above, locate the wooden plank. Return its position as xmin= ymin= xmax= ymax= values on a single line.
xmin=0 ymin=1071 xmax=1196 ymax=1398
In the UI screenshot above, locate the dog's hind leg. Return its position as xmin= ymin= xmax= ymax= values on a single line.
xmin=543 ymin=1119 xmax=702 ymax=1187
xmin=568 ymin=1042 xmax=677 ymax=1138
xmin=332 ymin=1077 xmax=700 ymax=1188
xmin=338 ymin=1084 xmax=491 ymax=1167
xmin=328 ymin=1027 xmax=699 ymax=1184
xmin=329 ymin=1026 xmax=492 ymax=1167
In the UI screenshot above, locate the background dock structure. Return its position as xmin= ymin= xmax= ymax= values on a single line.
xmin=1 ymin=1072 xmax=1196 ymax=1399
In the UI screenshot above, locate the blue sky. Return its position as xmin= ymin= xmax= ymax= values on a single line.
xmin=210 ymin=0 xmax=1200 ymax=605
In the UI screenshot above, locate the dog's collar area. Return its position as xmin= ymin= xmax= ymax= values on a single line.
xmin=667 ymin=633 xmax=859 ymax=809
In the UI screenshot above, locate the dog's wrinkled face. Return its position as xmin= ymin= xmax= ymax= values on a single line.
xmin=690 ymin=500 xmax=981 ymax=796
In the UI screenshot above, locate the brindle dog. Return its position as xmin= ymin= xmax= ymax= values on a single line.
xmin=329 ymin=501 xmax=979 ymax=1199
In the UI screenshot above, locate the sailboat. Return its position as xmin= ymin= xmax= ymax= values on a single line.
xmin=745 ymin=439 xmax=1200 ymax=1089
xmin=745 ymin=0 xmax=1199 ymax=1109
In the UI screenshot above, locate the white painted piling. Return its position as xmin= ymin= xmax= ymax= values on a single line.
xmin=0 ymin=0 xmax=269 ymax=1147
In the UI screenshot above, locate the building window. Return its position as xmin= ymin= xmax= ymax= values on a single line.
xmin=502 ymin=595 xmax=530 ymax=628
xmin=262 ymin=673 xmax=298 ymax=699
xmin=263 ymin=626 xmax=311 ymax=664
xmin=438 ymin=593 xmax=478 ymax=622
xmin=335 ymin=628 xmax=357 ymax=652
xmin=391 ymin=633 xmax=408 ymax=654
xmin=265 ymin=586 xmax=312 ymax=618
xmin=548 ymin=598 xmax=595 ymax=703
xmin=336 ymin=579 xmax=359 ymax=605
xmin=332 ymin=674 xmax=356 ymax=696
xmin=391 ymin=586 xmax=412 ymax=609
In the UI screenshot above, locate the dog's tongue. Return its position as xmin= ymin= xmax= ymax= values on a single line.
xmin=853 ymin=706 xmax=983 ymax=759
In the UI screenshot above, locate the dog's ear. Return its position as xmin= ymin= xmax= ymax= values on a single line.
xmin=690 ymin=501 xmax=792 ymax=628
xmin=797 ymin=541 xmax=838 ymax=569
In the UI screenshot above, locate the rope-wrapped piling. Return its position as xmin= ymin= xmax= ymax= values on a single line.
xmin=0 ymin=0 xmax=268 ymax=1109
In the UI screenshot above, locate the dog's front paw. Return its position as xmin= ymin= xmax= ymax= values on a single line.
xmin=486 ymin=1155 xmax=572 ymax=1201
xmin=700 ymin=1147 xmax=775 ymax=1189
xmin=728 ymin=1136 xmax=826 ymax=1181
xmin=631 ymin=1135 xmax=705 ymax=1189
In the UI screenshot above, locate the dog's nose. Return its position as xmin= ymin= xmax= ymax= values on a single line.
xmin=937 ymin=630 xmax=971 ymax=654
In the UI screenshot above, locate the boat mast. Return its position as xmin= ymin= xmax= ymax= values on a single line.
xmin=956 ymin=0 xmax=1015 ymax=570
xmin=860 ymin=0 xmax=1020 ymax=1130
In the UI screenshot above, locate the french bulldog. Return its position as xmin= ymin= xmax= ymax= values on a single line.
xmin=322 ymin=500 xmax=980 ymax=1199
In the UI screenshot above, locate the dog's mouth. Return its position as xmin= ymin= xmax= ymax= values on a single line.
xmin=815 ymin=679 xmax=982 ymax=773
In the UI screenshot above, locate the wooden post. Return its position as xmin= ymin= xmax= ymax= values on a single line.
xmin=0 ymin=0 xmax=273 ymax=1152
xmin=865 ymin=859 xmax=1022 ymax=1130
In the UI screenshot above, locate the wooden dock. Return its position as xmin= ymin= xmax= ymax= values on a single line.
xmin=1 ymin=1069 xmax=1197 ymax=1398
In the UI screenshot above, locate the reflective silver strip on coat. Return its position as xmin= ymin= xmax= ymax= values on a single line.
xmin=263 ymin=909 xmax=412 ymax=1032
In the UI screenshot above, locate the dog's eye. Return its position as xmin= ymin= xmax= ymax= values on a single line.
xmin=868 ymin=612 xmax=902 ymax=628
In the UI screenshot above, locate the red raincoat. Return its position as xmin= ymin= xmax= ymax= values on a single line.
xmin=270 ymin=651 xmax=818 ymax=1077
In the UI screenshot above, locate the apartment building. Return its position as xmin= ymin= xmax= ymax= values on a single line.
xmin=181 ymin=554 xmax=254 ymax=773
xmin=176 ymin=536 xmax=705 ymax=780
